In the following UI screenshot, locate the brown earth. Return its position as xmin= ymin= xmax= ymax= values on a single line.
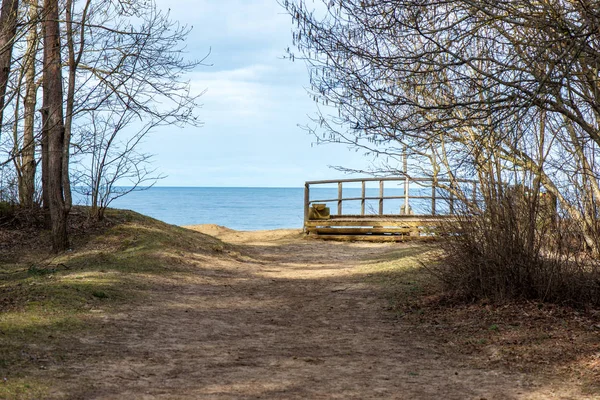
xmin=4 ymin=222 xmax=599 ymax=399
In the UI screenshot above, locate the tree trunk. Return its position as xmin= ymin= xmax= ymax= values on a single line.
xmin=0 ymin=0 xmax=19 ymax=138
xmin=39 ymin=18 xmax=49 ymax=214
xmin=63 ymin=0 xmax=75 ymax=212
xmin=63 ymin=0 xmax=91 ymax=213
xmin=42 ymin=0 xmax=68 ymax=252
xmin=18 ymin=0 xmax=39 ymax=208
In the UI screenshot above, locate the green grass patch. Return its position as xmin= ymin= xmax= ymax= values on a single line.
xmin=0 ymin=208 xmax=228 ymax=392
xmin=0 ymin=378 xmax=49 ymax=400
xmin=356 ymin=245 xmax=441 ymax=316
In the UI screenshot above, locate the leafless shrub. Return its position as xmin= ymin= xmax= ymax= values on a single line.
xmin=434 ymin=182 xmax=600 ymax=307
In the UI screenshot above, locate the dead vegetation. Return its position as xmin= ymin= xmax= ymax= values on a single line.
xmin=366 ymin=254 xmax=600 ymax=395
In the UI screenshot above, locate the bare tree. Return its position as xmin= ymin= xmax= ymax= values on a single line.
xmin=73 ymin=104 xmax=164 ymax=220
xmin=0 ymin=0 xmax=20 ymax=139
xmin=66 ymin=0 xmax=205 ymax=220
xmin=0 ymin=0 xmax=204 ymax=249
xmin=42 ymin=0 xmax=68 ymax=251
xmin=14 ymin=0 xmax=40 ymax=208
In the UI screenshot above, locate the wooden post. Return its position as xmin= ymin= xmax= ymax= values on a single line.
xmin=379 ymin=180 xmax=384 ymax=215
xmin=402 ymin=147 xmax=410 ymax=215
xmin=449 ymin=181 xmax=455 ymax=214
xmin=338 ymin=181 xmax=343 ymax=215
xmin=431 ymin=180 xmax=436 ymax=215
xmin=361 ymin=181 xmax=366 ymax=216
xmin=304 ymin=182 xmax=310 ymax=230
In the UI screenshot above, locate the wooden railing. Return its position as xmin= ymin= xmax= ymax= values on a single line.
xmin=303 ymin=176 xmax=476 ymax=222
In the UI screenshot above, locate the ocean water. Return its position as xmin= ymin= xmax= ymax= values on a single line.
xmin=78 ymin=186 xmax=450 ymax=231
xmin=107 ymin=187 xmax=306 ymax=230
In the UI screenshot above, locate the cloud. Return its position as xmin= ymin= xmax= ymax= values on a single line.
xmin=137 ymin=0 xmax=374 ymax=187
xmin=189 ymin=63 xmax=310 ymax=122
xmin=197 ymin=64 xmax=275 ymax=82
xmin=158 ymin=0 xmax=291 ymax=39
xmin=153 ymin=0 xmax=310 ymax=122
xmin=192 ymin=78 xmax=265 ymax=119
xmin=155 ymin=0 xmax=296 ymax=70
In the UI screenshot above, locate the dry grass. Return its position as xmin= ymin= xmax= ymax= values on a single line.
xmin=361 ymin=249 xmax=600 ymax=395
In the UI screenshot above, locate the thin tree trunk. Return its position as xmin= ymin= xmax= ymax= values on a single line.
xmin=0 ymin=0 xmax=19 ymax=138
xmin=19 ymin=0 xmax=39 ymax=208
xmin=40 ymin=18 xmax=49 ymax=213
xmin=41 ymin=113 xmax=50 ymax=212
xmin=63 ymin=0 xmax=91 ymax=213
xmin=42 ymin=0 xmax=68 ymax=252
xmin=63 ymin=0 xmax=74 ymax=212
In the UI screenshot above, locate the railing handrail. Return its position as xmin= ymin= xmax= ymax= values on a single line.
xmin=303 ymin=176 xmax=478 ymax=223
xmin=305 ymin=176 xmax=475 ymax=185
xmin=308 ymin=195 xmax=436 ymax=203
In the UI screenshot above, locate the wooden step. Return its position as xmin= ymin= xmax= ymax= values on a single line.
xmin=307 ymin=234 xmax=437 ymax=242
xmin=306 ymin=227 xmax=417 ymax=235
xmin=303 ymin=215 xmax=452 ymax=241
xmin=305 ymin=220 xmax=441 ymax=228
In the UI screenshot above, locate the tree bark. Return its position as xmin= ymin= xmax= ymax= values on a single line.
xmin=18 ymin=0 xmax=39 ymax=208
xmin=42 ymin=0 xmax=68 ymax=252
xmin=0 ymin=0 xmax=19 ymax=138
xmin=62 ymin=0 xmax=75 ymax=212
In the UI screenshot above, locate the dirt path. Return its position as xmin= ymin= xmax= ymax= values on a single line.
xmin=42 ymin=227 xmax=586 ymax=399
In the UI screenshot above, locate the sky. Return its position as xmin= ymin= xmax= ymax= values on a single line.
xmin=144 ymin=0 xmax=373 ymax=187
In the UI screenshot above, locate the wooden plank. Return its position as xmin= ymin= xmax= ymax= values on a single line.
xmin=307 ymin=234 xmax=438 ymax=242
xmin=310 ymin=196 xmax=420 ymax=203
xmin=328 ymin=214 xmax=454 ymax=220
xmin=324 ymin=218 xmax=452 ymax=225
xmin=379 ymin=180 xmax=384 ymax=215
xmin=328 ymin=214 xmax=456 ymax=220
xmin=431 ymin=183 xmax=436 ymax=215
xmin=361 ymin=181 xmax=365 ymax=216
xmin=305 ymin=219 xmax=441 ymax=228
xmin=403 ymin=157 xmax=409 ymax=214
xmin=303 ymin=183 xmax=309 ymax=226
xmin=338 ymin=182 xmax=343 ymax=215
xmin=306 ymin=227 xmax=416 ymax=234
xmin=305 ymin=177 xmax=475 ymax=185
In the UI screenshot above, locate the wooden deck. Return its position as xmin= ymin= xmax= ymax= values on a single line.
xmin=303 ymin=176 xmax=472 ymax=242
xmin=305 ymin=215 xmax=454 ymax=242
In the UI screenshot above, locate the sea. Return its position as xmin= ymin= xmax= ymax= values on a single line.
xmin=79 ymin=186 xmax=445 ymax=231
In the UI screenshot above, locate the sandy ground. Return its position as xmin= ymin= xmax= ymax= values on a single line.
xmin=36 ymin=226 xmax=593 ymax=399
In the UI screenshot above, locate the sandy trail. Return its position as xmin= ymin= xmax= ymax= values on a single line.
xmin=43 ymin=227 xmax=577 ymax=399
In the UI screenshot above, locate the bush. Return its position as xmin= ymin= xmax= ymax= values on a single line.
xmin=0 ymin=201 xmax=16 ymax=225
xmin=434 ymin=185 xmax=600 ymax=307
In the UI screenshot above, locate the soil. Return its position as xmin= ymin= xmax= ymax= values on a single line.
xmin=23 ymin=226 xmax=599 ymax=399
